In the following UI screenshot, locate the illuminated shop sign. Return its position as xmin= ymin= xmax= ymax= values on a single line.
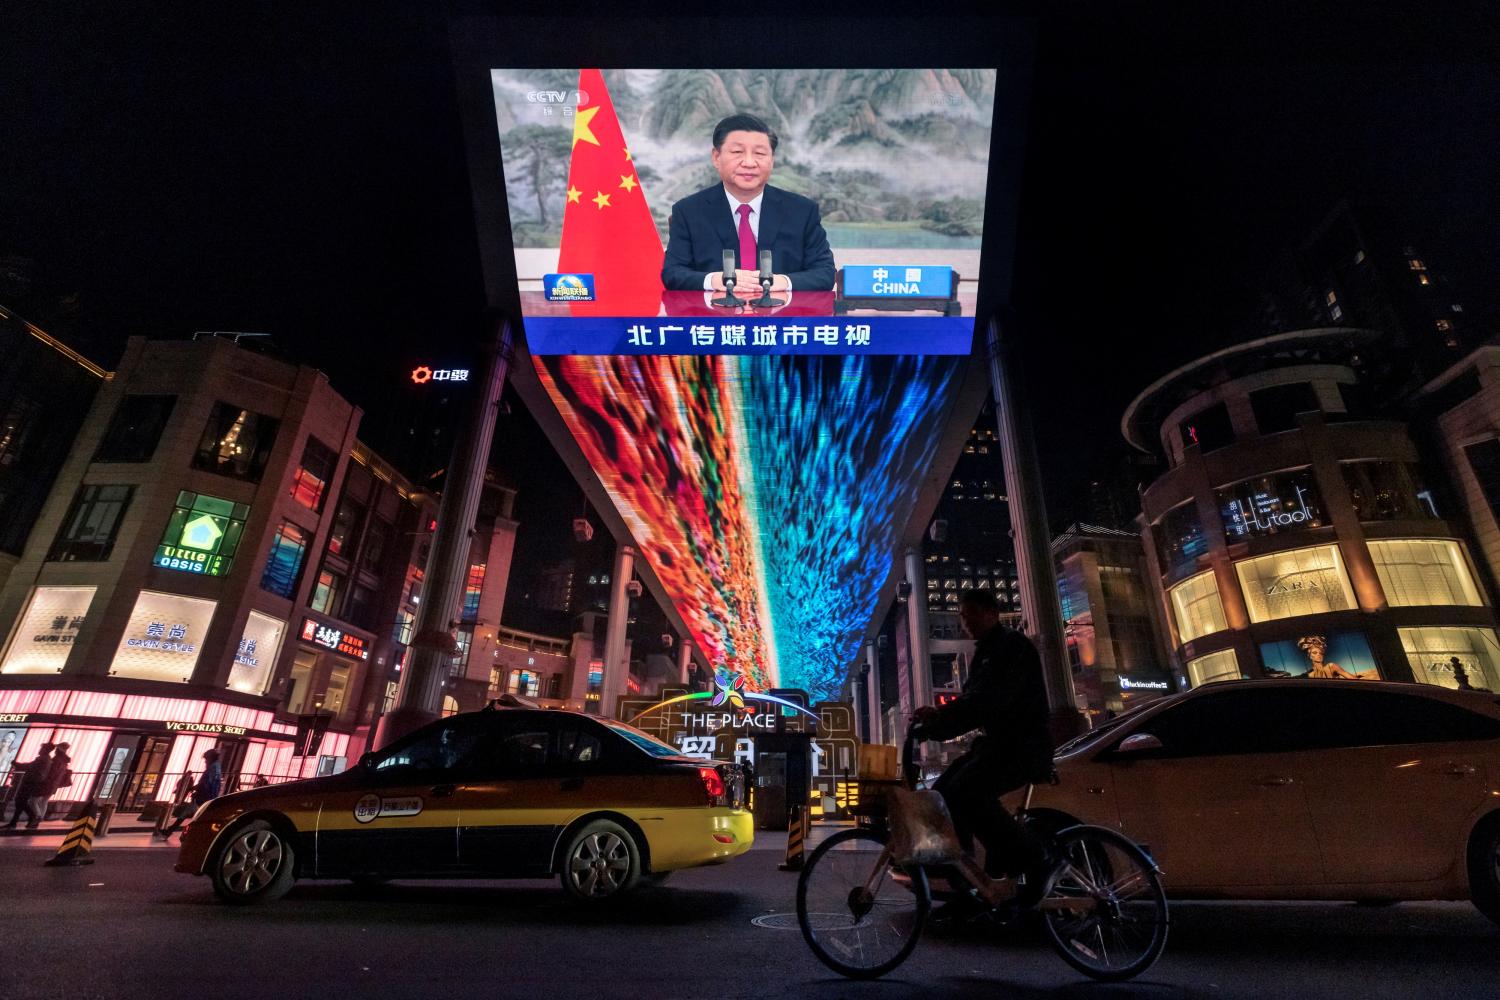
xmin=300 ymin=617 xmax=370 ymax=660
xmin=0 ymin=713 xmax=29 ymax=724
xmin=0 ymin=586 xmax=96 ymax=675
xmin=228 ymin=611 xmax=286 ymax=696
xmin=111 ymin=591 xmax=218 ymax=682
xmin=165 ymin=720 xmax=248 ymax=736
xmin=154 ymin=491 xmax=248 ymax=577
xmin=1218 ymin=470 xmax=1323 ymax=541
xmin=410 ymin=366 xmax=471 ymax=384
xmin=1119 ymin=678 xmax=1171 ymax=691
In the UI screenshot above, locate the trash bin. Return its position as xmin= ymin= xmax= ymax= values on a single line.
xmin=95 ymin=802 xmax=117 ymax=836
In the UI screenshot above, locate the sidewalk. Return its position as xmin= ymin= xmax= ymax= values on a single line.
xmin=0 ymin=819 xmax=173 ymax=849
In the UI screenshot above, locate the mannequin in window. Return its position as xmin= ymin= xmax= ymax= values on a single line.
xmin=1296 ymin=635 xmax=1377 ymax=680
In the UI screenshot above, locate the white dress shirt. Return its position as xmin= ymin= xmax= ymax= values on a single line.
xmin=702 ymin=187 xmax=789 ymax=290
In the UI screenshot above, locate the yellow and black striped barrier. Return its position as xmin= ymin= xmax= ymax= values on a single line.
xmin=779 ymin=805 xmax=806 ymax=872
xmin=45 ymin=805 xmax=98 ymax=867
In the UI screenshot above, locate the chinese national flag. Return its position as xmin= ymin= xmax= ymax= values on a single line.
xmin=556 ymin=69 xmax=664 ymax=317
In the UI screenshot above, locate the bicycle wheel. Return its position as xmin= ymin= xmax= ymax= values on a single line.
xmin=796 ymin=827 xmax=930 ymax=979
xmin=1038 ymin=825 xmax=1169 ymax=982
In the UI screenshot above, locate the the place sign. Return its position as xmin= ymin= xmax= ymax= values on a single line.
xmin=0 ymin=713 xmax=29 ymax=724
xmin=300 ymin=618 xmax=370 ymax=660
xmin=165 ymin=721 xmax=248 ymax=736
xmin=1120 ymin=678 xmax=1171 ymax=691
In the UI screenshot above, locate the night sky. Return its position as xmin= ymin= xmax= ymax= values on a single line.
xmin=3 ymin=1 xmax=1497 ymax=535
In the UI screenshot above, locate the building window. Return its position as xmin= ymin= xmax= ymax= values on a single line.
xmin=1177 ymin=401 xmax=1234 ymax=453
xmin=1342 ymin=461 xmax=1438 ymax=521
xmin=192 ymin=402 xmax=279 ymax=482
xmin=1155 ymin=503 xmax=1208 ymax=579
xmin=1248 ymin=382 xmax=1321 ymax=435
xmin=462 ymin=563 xmax=486 ymax=621
xmin=1184 ymin=648 xmax=1239 ymax=687
xmin=546 ymin=673 xmax=563 ymax=699
xmin=1167 ymin=570 xmax=1228 ymax=642
xmin=153 ymin=490 xmax=249 ymax=577
xmin=289 ymin=437 xmax=337 ymax=511
xmin=343 ymin=583 xmax=377 ymax=629
xmin=310 ymin=569 xmax=345 ymax=615
xmin=1234 ymin=544 xmax=1357 ymax=623
xmin=1409 ymin=258 xmax=1426 ymax=271
xmin=361 ymin=517 xmax=391 ymax=572
xmin=1418 ymin=274 xmax=1431 ymax=286
xmin=260 ymin=520 xmax=310 ymax=599
xmin=1436 ymin=318 xmax=1452 ymax=332
xmin=93 ymin=395 xmax=177 ymax=463
xmin=326 ymin=498 xmax=364 ymax=557
xmin=1367 ymin=539 xmax=1484 ymax=608
xmin=48 ymin=484 xmax=135 ymax=562
xmin=441 ymin=694 xmax=460 ymax=718
xmin=1399 ymin=626 xmax=1500 ymax=692
xmin=1217 ymin=468 xmax=1324 ymax=542
xmin=0 ymin=395 xmax=40 ymax=468
xmin=508 ymin=669 xmax=541 ymax=698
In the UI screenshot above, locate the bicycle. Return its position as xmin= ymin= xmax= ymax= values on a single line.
xmin=796 ymin=722 xmax=1169 ymax=981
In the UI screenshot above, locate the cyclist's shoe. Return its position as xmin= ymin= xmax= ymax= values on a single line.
xmin=1014 ymin=852 xmax=1060 ymax=910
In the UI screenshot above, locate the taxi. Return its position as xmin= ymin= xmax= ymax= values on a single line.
xmin=174 ymin=706 xmax=752 ymax=904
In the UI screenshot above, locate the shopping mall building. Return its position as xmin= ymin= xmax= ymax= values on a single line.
xmin=0 ymin=335 xmax=456 ymax=818
xmin=1126 ymin=328 xmax=1500 ymax=693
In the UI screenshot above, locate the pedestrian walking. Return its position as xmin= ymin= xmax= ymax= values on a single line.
xmin=4 ymin=742 xmax=55 ymax=829
xmin=158 ymin=749 xmax=223 ymax=838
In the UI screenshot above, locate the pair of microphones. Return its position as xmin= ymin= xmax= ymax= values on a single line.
xmin=711 ymin=248 xmax=784 ymax=309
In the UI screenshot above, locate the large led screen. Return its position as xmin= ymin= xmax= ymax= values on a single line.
xmin=494 ymin=68 xmax=996 ymax=699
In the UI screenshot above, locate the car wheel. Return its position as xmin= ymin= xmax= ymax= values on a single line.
xmin=209 ymin=819 xmax=296 ymax=905
xmin=1468 ymin=814 xmax=1500 ymax=926
xmin=560 ymin=820 xmax=641 ymax=902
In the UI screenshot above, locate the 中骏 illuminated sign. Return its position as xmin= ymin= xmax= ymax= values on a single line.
xmin=154 ymin=491 xmax=248 ymax=577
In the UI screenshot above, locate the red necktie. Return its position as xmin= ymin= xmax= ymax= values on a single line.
xmin=737 ymin=203 xmax=757 ymax=270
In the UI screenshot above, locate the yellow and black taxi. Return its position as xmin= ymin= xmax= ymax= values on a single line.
xmin=174 ymin=706 xmax=752 ymax=904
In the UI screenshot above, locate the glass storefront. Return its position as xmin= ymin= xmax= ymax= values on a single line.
xmin=1185 ymin=648 xmax=1240 ymax=687
xmin=1367 ymin=538 xmax=1484 ymax=608
xmin=1398 ymin=626 xmax=1500 ymax=693
xmin=1235 ymin=544 xmax=1356 ymax=623
xmin=1168 ymin=570 xmax=1228 ymax=642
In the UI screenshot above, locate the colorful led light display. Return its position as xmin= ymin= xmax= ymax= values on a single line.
xmin=534 ymin=352 xmax=965 ymax=699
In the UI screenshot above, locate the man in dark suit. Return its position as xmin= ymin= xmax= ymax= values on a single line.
xmin=660 ymin=113 xmax=836 ymax=294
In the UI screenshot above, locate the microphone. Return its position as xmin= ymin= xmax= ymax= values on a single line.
xmin=752 ymin=248 xmax=784 ymax=308
xmin=711 ymin=248 xmax=740 ymax=308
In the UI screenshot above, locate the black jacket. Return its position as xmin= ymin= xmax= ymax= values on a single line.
xmin=659 ymin=184 xmax=836 ymax=291
xmin=923 ymin=625 xmax=1052 ymax=778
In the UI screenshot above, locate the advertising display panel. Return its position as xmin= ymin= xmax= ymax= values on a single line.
xmin=1260 ymin=630 xmax=1380 ymax=681
xmin=492 ymin=67 xmax=996 ymax=698
xmin=227 ymin=611 xmax=287 ymax=695
xmin=0 ymin=586 xmax=96 ymax=674
xmin=1235 ymin=544 xmax=1357 ymax=624
xmin=109 ymin=590 xmax=218 ymax=683
xmin=153 ymin=491 xmax=249 ymax=577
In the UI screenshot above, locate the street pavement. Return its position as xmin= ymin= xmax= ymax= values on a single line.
xmin=3 ymin=828 xmax=1498 ymax=1000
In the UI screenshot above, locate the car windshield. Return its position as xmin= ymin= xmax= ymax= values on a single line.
xmin=602 ymin=720 xmax=682 ymax=758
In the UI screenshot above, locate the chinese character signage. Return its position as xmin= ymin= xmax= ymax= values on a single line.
xmin=0 ymin=586 xmax=96 ymax=674
xmin=154 ymin=491 xmax=248 ymax=577
xmin=110 ymin=590 xmax=218 ymax=683
xmin=524 ymin=317 xmax=969 ymax=356
xmin=228 ymin=611 xmax=286 ymax=695
xmin=410 ymin=366 xmax=471 ymax=384
xmin=300 ymin=617 xmax=370 ymax=660
xmin=841 ymin=265 xmax=954 ymax=298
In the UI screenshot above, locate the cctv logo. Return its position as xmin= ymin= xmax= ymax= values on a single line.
xmin=526 ymin=89 xmax=590 ymax=105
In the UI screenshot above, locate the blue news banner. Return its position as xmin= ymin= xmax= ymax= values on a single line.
xmin=523 ymin=315 xmax=975 ymax=356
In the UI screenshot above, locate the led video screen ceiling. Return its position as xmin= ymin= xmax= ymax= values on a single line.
xmin=493 ymin=67 xmax=998 ymax=700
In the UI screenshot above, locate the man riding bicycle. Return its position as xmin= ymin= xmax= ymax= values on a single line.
xmin=913 ymin=588 xmax=1055 ymax=917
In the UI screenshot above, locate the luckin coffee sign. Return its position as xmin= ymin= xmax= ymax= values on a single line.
xmin=1221 ymin=474 xmax=1322 ymax=540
